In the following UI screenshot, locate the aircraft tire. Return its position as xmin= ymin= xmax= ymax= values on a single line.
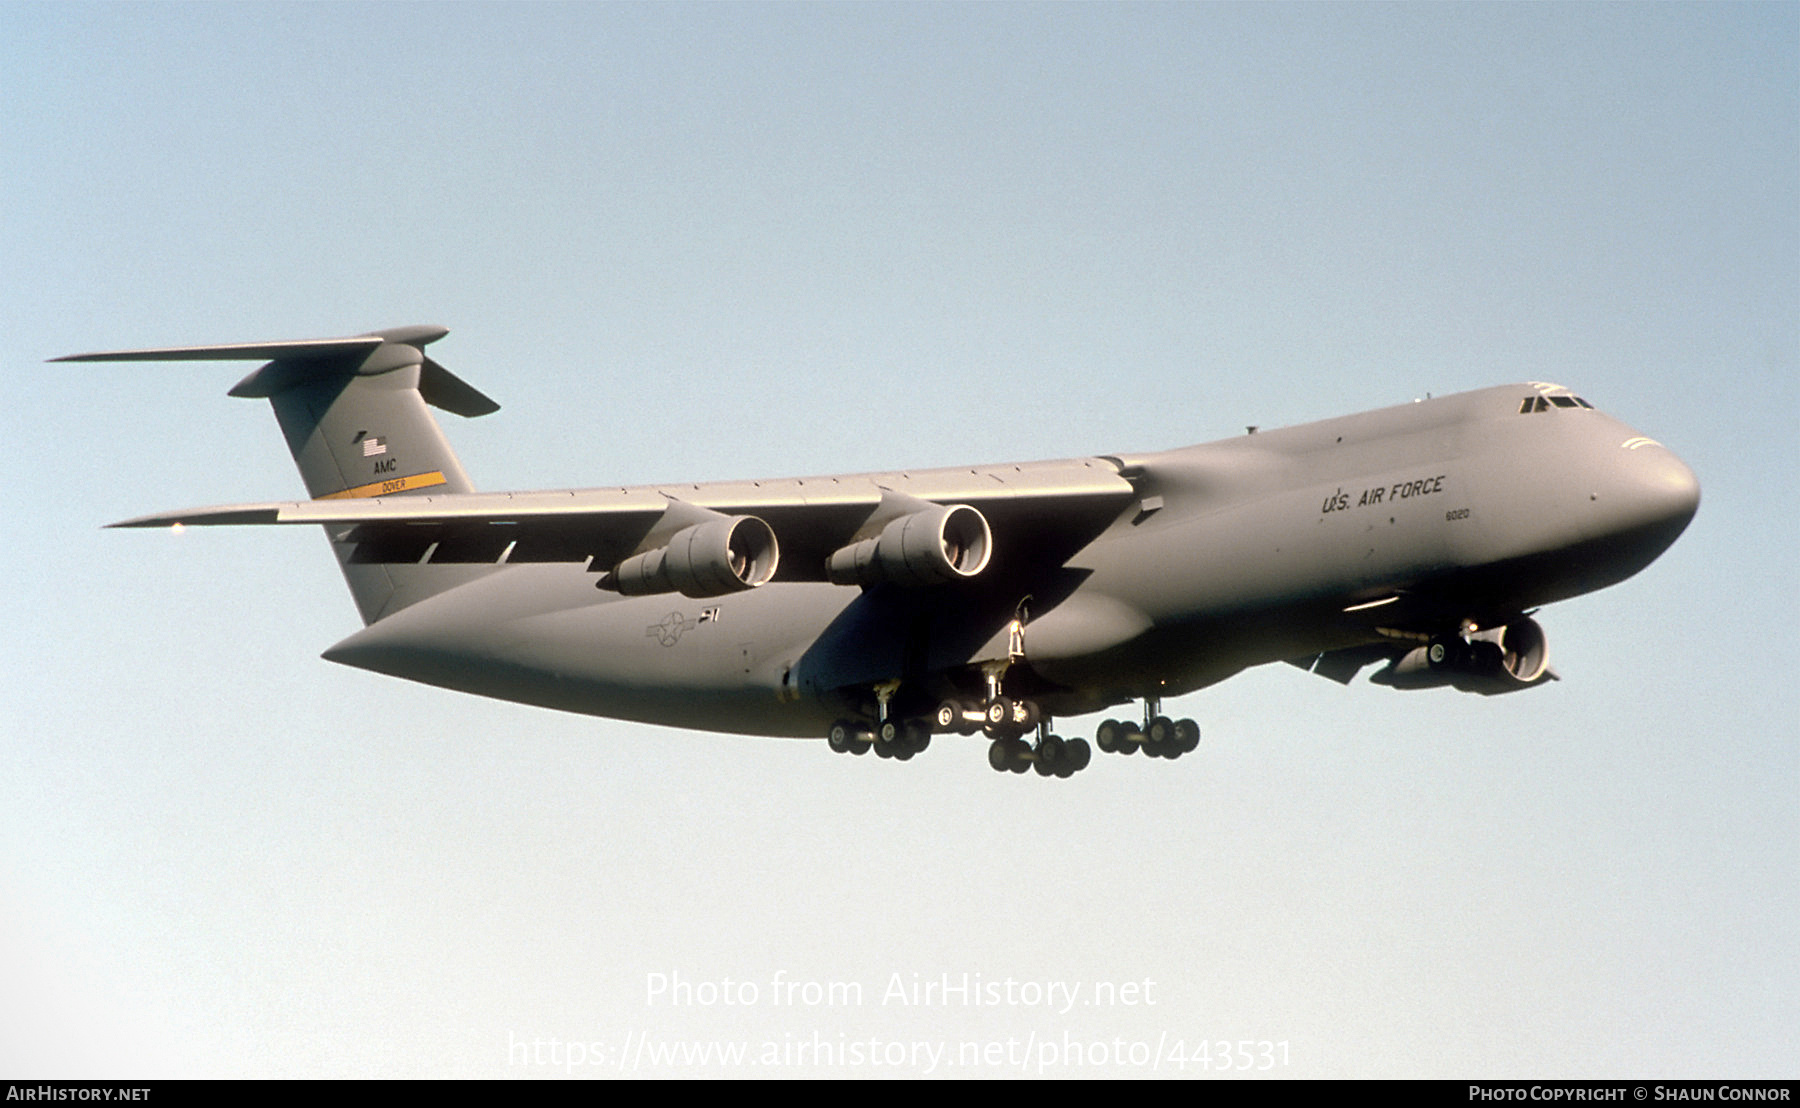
xmin=934 ymin=700 xmax=961 ymax=733
xmin=1117 ymin=721 xmax=1141 ymax=754
xmin=1176 ymin=718 xmax=1200 ymax=753
xmin=828 ymin=720 xmax=856 ymax=753
xmin=1011 ymin=699 xmax=1040 ymax=730
xmin=987 ymin=739 xmax=1015 ymax=773
xmin=984 ymin=697 xmax=1015 ymax=734
xmin=1065 ymin=737 xmax=1092 ymax=773
xmin=1095 ymin=719 xmax=1120 ymax=753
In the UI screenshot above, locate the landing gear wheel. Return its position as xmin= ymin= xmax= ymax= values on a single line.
xmin=1116 ymin=720 xmax=1142 ymax=755
xmin=904 ymin=723 xmax=930 ymax=755
xmin=870 ymin=719 xmax=927 ymax=760
xmin=1147 ymin=715 xmax=1176 ymax=747
xmin=1063 ymin=737 xmax=1092 ymax=774
xmin=984 ymin=697 xmax=1015 ymax=733
xmin=1175 ymin=718 xmax=1201 ymax=754
xmin=934 ymin=700 xmax=961 ymax=733
xmin=1095 ymin=719 xmax=1121 ymax=754
xmin=989 ymin=737 xmax=1031 ymax=773
xmin=828 ymin=720 xmax=857 ymax=753
xmin=1034 ymin=734 xmax=1065 ymax=777
xmin=1011 ymin=699 xmax=1040 ymax=731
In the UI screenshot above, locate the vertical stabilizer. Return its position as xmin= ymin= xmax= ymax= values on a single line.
xmin=58 ymin=325 xmax=502 ymax=623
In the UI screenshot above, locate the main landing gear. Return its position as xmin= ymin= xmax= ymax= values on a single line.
xmin=823 ymin=680 xmax=1197 ymax=776
xmin=984 ymin=723 xmax=1093 ymax=779
xmin=826 ymin=717 xmax=932 ymax=759
xmin=953 ymin=666 xmax=1093 ymax=780
xmin=826 ymin=679 xmax=932 ymax=759
xmin=1092 ymin=696 xmax=1201 ymax=760
xmin=945 ymin=690 xmax=1091 ymax=778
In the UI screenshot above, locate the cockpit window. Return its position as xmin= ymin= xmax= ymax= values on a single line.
xmin=1520 ymin=394 xmax=1594 ymax=413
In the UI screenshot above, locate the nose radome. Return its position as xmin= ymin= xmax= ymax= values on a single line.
xmin=1636 ymin=442 xmax=1700 ymax=528
xmin=1606 ymin=437 xmax=1700 ymax=538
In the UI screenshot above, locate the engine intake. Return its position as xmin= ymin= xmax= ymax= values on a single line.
xmin=1375 ymin=617 xmax=1553 ymax=696
xmin=827 ymin=504 xmax=992 ymax=588
xmin=612 ymin=515 xmax=780 ymax=598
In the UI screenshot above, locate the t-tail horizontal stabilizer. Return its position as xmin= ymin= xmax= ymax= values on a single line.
xmin=52 ymin=324 xmax=499 ymax=418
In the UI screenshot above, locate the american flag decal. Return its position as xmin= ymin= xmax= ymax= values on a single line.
xmin=361 ymin=436 xmax=387 ymax=457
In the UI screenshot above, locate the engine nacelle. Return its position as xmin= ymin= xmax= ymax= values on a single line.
xmin=612 ymin=516 xmax=780 ymax=598
xmin=826 ymin=504 xmax=993 ymax=588
xmin=1374 ymin=617 xmax=1553 ymax=696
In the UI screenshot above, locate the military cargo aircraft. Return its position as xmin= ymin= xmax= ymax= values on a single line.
xmin=65 ymin=326 xmax=1699 ymax=778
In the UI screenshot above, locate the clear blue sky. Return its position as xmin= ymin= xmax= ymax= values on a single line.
xmin=3 ymin=1 xmax=1794 ymax=1077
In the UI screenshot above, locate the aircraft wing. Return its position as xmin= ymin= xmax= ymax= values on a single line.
xmin=110 ymin=457 xmax=1138 ymax=581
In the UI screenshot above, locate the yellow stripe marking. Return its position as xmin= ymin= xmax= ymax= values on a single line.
xmin=316 ymin=470 xmax=448 ymax=500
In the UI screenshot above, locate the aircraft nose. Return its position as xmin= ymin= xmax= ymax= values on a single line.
xmin=1596 ymin=436 xmax=1700 ymax=545
xmin=1630 ymin=442 xmax=1700 ymax=529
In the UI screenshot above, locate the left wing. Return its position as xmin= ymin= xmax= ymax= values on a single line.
xmin=111 ymin=457 xmax=1138 ymax=592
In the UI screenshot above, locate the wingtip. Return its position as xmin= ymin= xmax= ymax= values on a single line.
xmin=107 ymin=506 xmax=284 ymax=528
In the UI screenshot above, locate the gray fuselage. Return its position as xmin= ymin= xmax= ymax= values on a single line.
xmin=320 ymin=382 xmax=1699 ymax=736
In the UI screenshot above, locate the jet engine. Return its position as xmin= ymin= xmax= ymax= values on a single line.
xmin=612 ymin=516 xmax=780 ymax=598
xmin=826 ymin=504 xmax=992 ymax=588
xmin=1373 ymin=617 xmax=1554 ymax=695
